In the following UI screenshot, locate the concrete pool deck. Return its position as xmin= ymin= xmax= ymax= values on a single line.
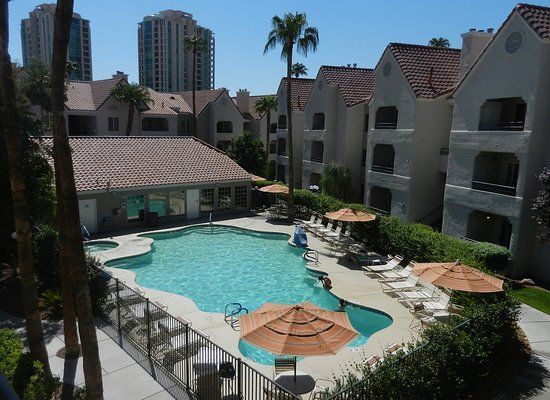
xmin=93 ymin=215 xmax=417 ymax=384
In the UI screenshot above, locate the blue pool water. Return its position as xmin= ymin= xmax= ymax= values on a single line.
xmin=85 ymin=241 xmax=118 ymax=252
xmin=107 ymin=226 xmax=392 ymax=364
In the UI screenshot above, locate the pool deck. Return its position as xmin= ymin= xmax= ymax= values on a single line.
xmin=93 ymin=215 xmax=417 ymax=384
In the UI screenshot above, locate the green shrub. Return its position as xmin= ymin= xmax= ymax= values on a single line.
xmin=87 ymin=254 xmax=109 ymax=315
xmin=40 ymin=289 xmax=62 ymax=318
xmin=0 ymin=328 xmax=24 ymax=382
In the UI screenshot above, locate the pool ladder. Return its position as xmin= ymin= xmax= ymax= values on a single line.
xmin=224 ymin=302 xmax=249 ymax=330
xmin=304 ymin=249 xmax=319 ymax=265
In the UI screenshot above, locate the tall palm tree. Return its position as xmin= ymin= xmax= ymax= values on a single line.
xmin=52 ymin=0 xmax=103 ymax=398
xmin=0 ymin=0 xmax=52 ymax=379
xmin=110 ymin=83 xmax=152 ymax=136
xmin=264 ymin=12 xmax=319 ymax=220
xmin=253 ymin=95 xmax=278 ymax=154
xmin=184 ymin=35 xmax=207 ymax=135
xmin=291 ymin=62 xmax=308 ymax=78
xmin=428 ymin=37 xmax=450 ymax=48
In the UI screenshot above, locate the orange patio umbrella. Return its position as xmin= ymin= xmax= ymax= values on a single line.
xmin=251 ymin=174 xmax=266 ymax=182
xmin=325 ymin=208 xmax=376 ymax=222
xmin=411 ymin=261 xmax=504 ymax=293
xmin=239 ymin=302 xmax=359 ymax=356
xmin=258 ymin=184 xmax=289 ymax=195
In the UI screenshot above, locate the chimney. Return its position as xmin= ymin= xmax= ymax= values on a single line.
xmin=112 ymin=70 xmax=128 ymax=80
xmin=458 ymin=28 xmax=494 ymax=78
xmin=236 ymin=89 xmax=250 ymax=114
xmin=353 ymin=63 xmax=357 ymax=68
xmin=346 ymin=64 xmax=351 ymax=67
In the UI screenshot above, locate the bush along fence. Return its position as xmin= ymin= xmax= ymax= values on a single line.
xmin=98 ymin=271 xmax=299 ymax=400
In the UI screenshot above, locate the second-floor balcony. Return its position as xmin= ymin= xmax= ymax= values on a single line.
xmin=372 ymin=165 xmax=394 ymax=174
xmin=310 ymin=140 xmax=324 ymax=164
xmin=478 ymin=97 xmax=526 ymax=132
xmin=471 ymin=181 xmax=516 ymax=196
xmin=371 ymin=144 xmax=395 ymax=174
xmin=374 ymin=106 xmax=398 ymax=129
xmin=472 ymin=151 xmax=519 ymax=197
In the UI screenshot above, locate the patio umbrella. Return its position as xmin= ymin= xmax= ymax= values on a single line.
xmin=258 ymin=184 xmax=289 ymax=194
xmin=325 ymin=208 xmax=376 ymax=222
xmin=239 ymin=301 xmax=359 ymax=356
xmin=411 ymin=261 xmax=504 ymax=293
xmin=251 ymin=174 xmax=266 ymax=182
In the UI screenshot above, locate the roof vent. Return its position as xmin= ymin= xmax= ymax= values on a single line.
xmin=353 ymin=63 xmax=357 ymax=68
xmin=487 ymin=28 xmax=494 ymax=33
xmin=469 ymin=28 xmax=476 ymax=32
xmin=505 ymin=32 xmax=523 ymax=54
xmin=347 ymin=64 xmax=351 ymax=67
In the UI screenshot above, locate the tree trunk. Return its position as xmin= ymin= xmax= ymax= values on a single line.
xmin=52 ymin=1 xmax=104 ymax=399
xmin=286 ymin=51 xmax=295 ymax=221
xmin=126 ymin=105 xmax=134 ymax=136
xmin=0 ymin=0 xmax=52 ymax=379
xmin=192 ymin=47 xmax=197 ymax=136
xmin=265 ymin=110 xmax=271 ymax=155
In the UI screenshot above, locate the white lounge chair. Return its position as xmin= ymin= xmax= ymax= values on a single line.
xmin=383 ymin=342 xmax=402 ymax=356
xmin=396 ymin=283 xmax=437 ymax=302
xmin=418 ymin=292 xmax=451 ymax=312
xmin=363 ymin=255 xmax=403 ymax=274
xmin=378 ymin=262 xmax=415 ymax=281
xmin=382 ymin=275 xmax=420 ymax=292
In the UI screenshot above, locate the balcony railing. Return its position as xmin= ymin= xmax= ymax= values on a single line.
xmin=310 ymin=156 xmax=324 ymax=163
xmin=277 ymin=152 xmax=287 ymax=157
xmin=478 ymin=121 xmax=525 ymax=131
xmin=374 ymin=122 xmax=397 ymax=129
xmin=372 ymin=164 xmax=394 ymax=174
xmin=367 ymin=205 xmax=390 ymax=215
xmin=472 ymin=180 xmax=516 ymax=196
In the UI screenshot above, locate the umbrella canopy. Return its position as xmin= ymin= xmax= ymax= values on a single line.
xmin=325 ymin=208 xmax=376 ymax=222
xmin=251 ymin=174 xmax=266 ymax=182
xmin=239 ymin=302 xmax=359 ymax=356
xmin=411 ymin=261 xmax=504 ymax=293
xmin=259 ymin=184 xmax=289 ymax=194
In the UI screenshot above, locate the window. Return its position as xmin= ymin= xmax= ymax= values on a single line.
xmin=108 ymin=117 xmax=119 ymax=132
xmin=235 ymin=186 xmax=248 ymax=208
xmin=126 ymin=194 xmax=144 ymax=221
xmin=169 ymin=191 xmax=186 ymax=215
xmin=142 ymin=117 xmax=169 ymax=131
xmin=149 ymin=193 xmax=166 ymax=217
xmin=218 ymin=187 xmax=232 ymax=210
xmin=216 ymin=121 xmax=233 ymax=133
xmin=312 ymin=113 xmax=325 ymax=130
xmin=375 ymin=107 xmax=398 ymax=129
xmin=200 ymin=188 xmax=215 ymax=212
xmin=277 ymin=115 xmax=287 ymax=129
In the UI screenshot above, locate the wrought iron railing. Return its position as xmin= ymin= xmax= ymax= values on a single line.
xmin=478 ymin=121 xmax=524 ymax=131
xmin=374 ymin=122 xmax=397 ymax=129
xmin=471 ymin=180 xmax=516 ymax=196
xmin=98 ymin=272 xmax=300 ymax=400
xmin=371 ymin=164 xmax=394 ymax=174
xmin=310 ymin=156 xmax=324 ymax=164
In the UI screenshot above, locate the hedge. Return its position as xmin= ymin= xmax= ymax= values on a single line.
xmin=279 ymin=190 xmax=511 ymax=272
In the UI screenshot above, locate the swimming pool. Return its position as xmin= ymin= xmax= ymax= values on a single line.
xmin=85 ymin=241 xmax=118 ymax=253
xmin=107 ymin=225 xmax=392 ymax=364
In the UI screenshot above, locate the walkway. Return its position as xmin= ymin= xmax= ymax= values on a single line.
xmin=0 ymin=311 xmax=175 ymax=400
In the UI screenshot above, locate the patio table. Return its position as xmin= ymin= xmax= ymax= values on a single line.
xmin=274 ymin=370 xmax=316 ymax=395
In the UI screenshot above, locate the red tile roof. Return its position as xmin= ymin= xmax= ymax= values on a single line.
xmin=180 ymin=89 xmax=226 ymax=116
xmin=388 ymin=43 xmax=462 ymax=99
xmin=516 ymin=3 xmax=550 ymax=39
xmin=141 ymin=90 xmax=192 ymax=115
xmin=65 ymin=77 xmax=124 ymax=111
xmin=41 ymin=137 xmax=251 ymax=193
xmin=320 ymin=66 xmax=375 ymax=107
xmin=280 ymin=78 xmax=315 ymax=111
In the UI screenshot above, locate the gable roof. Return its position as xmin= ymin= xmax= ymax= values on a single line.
xmin=387 ymin=43 xmax=461 ymax=99
xmin=180 ymin=89 xmax=226 ymax=116
xmin=65 ymin=77 xmax=124 ymax=111
xmin=141 ymin=90 xmax=192 ymax=115
xmin=280 ymin=78 xmax=315 ymax=111
xmin=320 ymin=66 xmax=375 ymax=106
xmin=231 ymin=94 xmax=277 ymax=119
xmin=516 ymin=3 xmax=550 ymax=39
xmin=41 ymin=136 xmax=251 ymax=193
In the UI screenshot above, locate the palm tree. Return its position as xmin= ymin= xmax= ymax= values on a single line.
xmin=320 ymin=163 xmax=352 ymax=201
xmin=428 ymin=37 xmax=450 ymax=48
xmin=184 ymin=35 xmax=207 ymax=135
xmin=52 ymin=0 xmax=103 ymax=398
xmin=291 ymin=62 xmax=308 ymax=78
xmin=110 ymin=83 xmax=152 ymax=136
xmin=253 ymin=95 xmax=278 ymax=154
xmin=264 ymin=13 xmax=319 ymax=220
xmin=0 ymin=0 xmax=52 ymax=379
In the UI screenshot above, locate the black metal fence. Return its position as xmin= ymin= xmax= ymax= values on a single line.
xmin=98 ymin=272 xmax=300 ymax=400
xmin=324 ymin=319 xmax=470 ymax=400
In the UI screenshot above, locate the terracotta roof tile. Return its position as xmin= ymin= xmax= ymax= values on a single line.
xmin=142 ymin=90 xmax=192 ymax=115
xmin=516 ymin=3 xmax=550 ymax=39
xmin=180 ymin=89 xmax=225 ymax=116
xmin=389 ymin=43 xmax=461 ymax=99
xmin=65 ymin=77 xmax=125 ymax=111
xmin=320 ymin=66 xmax=375 ymax=107
xmin=41 ymin=137 xmax=250 ymax=193
xmin=281 ymin=78 xmax=315 ymax=111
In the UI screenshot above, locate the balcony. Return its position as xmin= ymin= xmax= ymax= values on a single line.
xmin=478 ymin=97 xmax=526 ymax=132
xmin=310 ymin=140 xmax=324 ymax=164
xmin=472 ymin=152 xmax=519 ymax=197
xmin=372 ymin=165 xmax=394 ymax=174
xmin=371 ymin=144 xmax=395 ymax=175
xmin=375 ymin=106 xmax=398 ymax=130
xmin=310 ymin=156 xmax=324 ymax=164
xmin=374 ymin=122 xmax=398 ymax=129
xmin=471 ymin=181 xmax=516 ymax=196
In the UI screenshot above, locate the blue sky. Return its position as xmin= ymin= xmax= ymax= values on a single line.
xmin=8 ymin=0 xmax=550 ymax=95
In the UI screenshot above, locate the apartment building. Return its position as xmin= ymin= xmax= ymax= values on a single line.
xmin=21 ymin=3 xmax=92 ymax=81
xmin=364 ymin=43 xmax=462 ymax=223
xmin=138 ymin=10 xmax=215 ymax=93
xmin=65 ymin=72 xmax=194 ymax=136
xmin=442 ymin=3 xmax=550 ymax=281
xmin=274 ymin=77 xmax=316 ymax=186
xmin=302 ymin=66 xmax=374 ymax=201
xmin=232 ymin=90 xmax=275 ymax=146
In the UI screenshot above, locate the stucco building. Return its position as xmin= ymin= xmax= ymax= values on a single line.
xmin=442 ymin=3 xmax=550 ymax=281
xmin=43 ymin=137 xmax=251 ymax=234
xmin=302 ymin=66 xmax=374 ymax=201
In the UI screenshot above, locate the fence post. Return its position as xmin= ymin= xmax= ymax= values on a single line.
xmin=185 ymin=323 xmax=190 ymax=388
xmin=237 ymin=358 xmax=242 ymax=398
xmin=146 ymin=299 xmax=151 ymax=358
xmin=115 ymin=278 xmax=121 ymax=334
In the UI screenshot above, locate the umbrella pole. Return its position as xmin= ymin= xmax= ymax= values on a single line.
xmin=294 ymin=356 xmax=297 ymax=383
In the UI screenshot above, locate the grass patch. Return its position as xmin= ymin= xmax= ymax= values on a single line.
xmin=510 ymin=287 xmax=550 ymax=314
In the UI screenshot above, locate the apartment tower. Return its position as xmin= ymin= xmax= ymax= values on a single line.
xmin=21 ymin=3 xmax=92 ymax=81
xmin=138 ymin=10 xmax=215 ymax=92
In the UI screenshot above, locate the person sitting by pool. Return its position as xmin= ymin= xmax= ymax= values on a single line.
xmin=338 ymin=298 xmax=347 ymax=311
xmin=318 ymin=275 xmax=332 ymax=289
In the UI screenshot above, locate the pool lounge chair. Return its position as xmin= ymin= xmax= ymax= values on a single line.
xmin=381 ymin=275 xmax=420 ymax=292
xmin=274 ymin=356 xmax=297 ymax=378
xmin=363 ymin=354 xmax=382 ymax=369
xmin=396 ymin=283 xmax=437 ymax=302
xmin=377 ymin=262 xmax=416 ymax=281
xmin=298 ymin=214 xmax=318 ymax=231
xmin=414 ymin=292 xmax=451 ymax=313
xmin=383 ymin=342 xmax=403 ymax=356
xmin=362 ymin=255 xmax=403 ymax=274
